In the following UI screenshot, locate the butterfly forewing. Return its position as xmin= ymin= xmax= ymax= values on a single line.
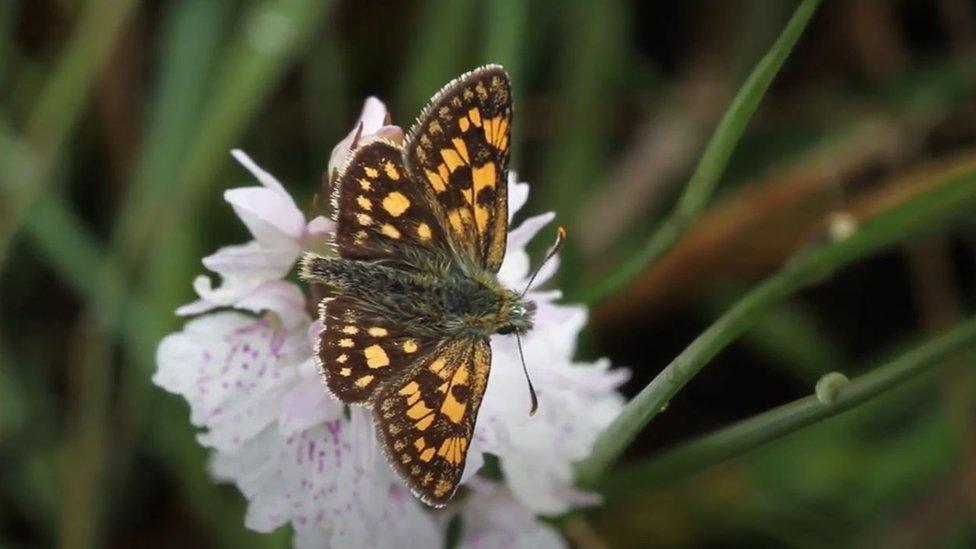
xmin=333 ymin=138 xmax=449 ymax=260
xmin=404 ymin=65 xmax=512 ymax=272
xmin=374 ymin=336 xmax=491 ymax=507
xmin=307 ymin=66 xmax=519 ymax=507
xmin=317 ymin=296 xmax=432 ymax=403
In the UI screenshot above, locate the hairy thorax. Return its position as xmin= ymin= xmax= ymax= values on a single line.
xmin=303 ymin=255 xmax=535 ymax=339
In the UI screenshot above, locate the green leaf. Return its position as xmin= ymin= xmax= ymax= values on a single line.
xmin=576 ymin=150 xmax=976 ymax=486
xmin=577 ymin=0 xmax=823 ymax=304
xmin=600 ymin=317 xmax=976 ymax=496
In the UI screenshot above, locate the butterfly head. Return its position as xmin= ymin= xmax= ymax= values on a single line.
xmin=495 ymin=292 xmax=536 ymax=335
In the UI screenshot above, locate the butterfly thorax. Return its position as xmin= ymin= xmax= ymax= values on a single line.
xmin=305 ymin=255 xmax=534 ymax=338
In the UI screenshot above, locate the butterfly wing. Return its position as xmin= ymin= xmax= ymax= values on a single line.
xmin=315 ymin=296 xmax=432 ymax=403
xmin=331 ymin=138 xmax=450 ymax=260
xmin=374 ymin=336 xmax=491 ymax=507
xmin=404 ymin=65 xmax=512 ymax=272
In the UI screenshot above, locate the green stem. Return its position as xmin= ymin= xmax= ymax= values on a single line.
xmin=575 ymin=150 xmax=976 ymax=486
xmin=601 ymin=316 xmax=976 ymax=496
xmin=577 ymin=0 xmax=822 ymax=304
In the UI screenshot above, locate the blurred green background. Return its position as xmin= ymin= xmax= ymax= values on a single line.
xmin=3 ymin=0 xmax=976 ymax=547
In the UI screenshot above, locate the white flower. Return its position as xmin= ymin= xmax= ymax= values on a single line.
xmin=155 ymin=98 xmax=627 ymax=548
xmin=458 ymin=480 xmax=564 ymax=548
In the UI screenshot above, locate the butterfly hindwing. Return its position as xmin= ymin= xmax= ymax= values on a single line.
xmin=332 ymin=138 xmax=449 ymax=260
xmin=404 ymin=65 xmax=512 ymax=272
xmin=373 ymin=336 xmax=491 ymax=507
xmin=317 ymin=296 xmax=431 ymax=403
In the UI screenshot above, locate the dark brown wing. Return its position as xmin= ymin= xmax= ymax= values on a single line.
xmin=331 ymin=138 xmax=449 ymax=260
xmin=404 ymin=65 xmax=512 ymax=272
xmin=315 ymin=296 xmax=435 ymax=403
xmin=373 ymin=336 xmax=491 ymax=507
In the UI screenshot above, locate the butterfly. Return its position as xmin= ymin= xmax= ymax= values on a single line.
xmin=301 ymin=65 xmax=560 ymax=507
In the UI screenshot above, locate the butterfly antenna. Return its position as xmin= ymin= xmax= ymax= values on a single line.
xmin=520 ymin=226 xmax=567 ymax=298
xmin=515 ymin=331 xmax=539 ymax=416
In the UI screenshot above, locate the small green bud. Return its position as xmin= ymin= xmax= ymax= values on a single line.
xmin=815 ymin=372 xmax=850 ymax=405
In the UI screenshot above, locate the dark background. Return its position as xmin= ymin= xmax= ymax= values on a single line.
xmin=2 ymin=0 xmax=976 ymax=547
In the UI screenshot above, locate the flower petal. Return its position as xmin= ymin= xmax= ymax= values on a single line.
xmin=236 ymin=280 xmax=309 ymax=331
xmin=225 ymin=187 xmax=306 ymax=246
xmin=507 ymin=172 xmax=530 ymax=222
xmin=202 ymin=240 xmax=299 ymax=282
xmin=232 ymin=149 xmax=289 ymax=195
xmin=459 ymin=483 xmax=565 ymax=549
xmin=328 ymin=97 xmax=397 ymax=174
xmin=154 ymin=312 xmax=306 ymax=452
xmin=497 ymin=212 xmax=555 ymax=288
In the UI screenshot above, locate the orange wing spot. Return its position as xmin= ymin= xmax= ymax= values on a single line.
xmin=382 ymin=191 xmax=410 ymax=217
xmin=414 ymin=437 xmax=427 ymax=450
xmin=425 ymin=169 xmax=447 ymax=193
xmin=364 ymin=344 xmax=389 ymax=368
xmin=383 ymin=161 xmax=400 ymax=180
xmin=475 ymin=204 xmax=490 ymax=234
xmin=336 ymin=354 xmax=348 ymax=364
xmin=415 ymin=414 xmax=434 ymax=431
xmin=429 ymin=358 xmax=447 ymax=375
xmin=434 ymin=479 xmax=453 ymax=498
xmin=339 ymin=367 xmax=351 ymax=376
xmin=356 ymin=196 xmax=372 ymax=210
xmin=452 ymin=138 xmax=470 ymax=164
xmin=338 ymin=338 xmax=354 ymax=348
xmin=495 ymin=117 xmax=509 ymax=147
xmin=419 ymin=447 xmax=436 ymax=462
xmin=354 ymin=375 xmax=374 ymax=388
xmin=447 ymin=209 xmax=464 ymax=233
xmin=358 ymin=178 xmax=372 ymax=190
xmin=440 ymin=366 xmax=470 ymax=423
xmin=472 ymin=163 xmax=497 ymax=193
xmin=416 ymin=223 xmax=432 ymax=241
xmin=440 ymin=148 xmax=465 ymax=172
xmin=407 ymin=391 xmax=421 ymax=406
xmin=468 ymin=107 xmax=482 ymax=127
xmin=437 ymin=436 xmax=467 ymax=465
xmin=364 ymin=166 xmax=379 ymax=178
xmin=381 ymin=223 xmax=401 ymax=239
xmin=458 ymin=116 xmax=470 ymax=132
xmin=438 ymin=163 xmax=450 ymax=182
xmin=406 ymin=400 xmax=433 ymax=420
xmin=368 ymin=327 xmax=388 ymax=337
xmin=399 ymin=381 xmax=420 ymax=396
xmin=356 ymin=213 xmax=372 ymax=226
xmin=483 ymin=117 xmax=494 ymax=145
xmin=402 ymin=339 xmax=419 ymax=353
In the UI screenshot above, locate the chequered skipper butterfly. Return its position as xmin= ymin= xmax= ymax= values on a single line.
xmin=301 ymin=66 xmax=549 ymax=507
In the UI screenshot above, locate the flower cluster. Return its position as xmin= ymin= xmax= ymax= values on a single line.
xmin=154 ymin=98 xmax=628 ymax=548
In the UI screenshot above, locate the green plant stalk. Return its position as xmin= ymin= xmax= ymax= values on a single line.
xmin=52 ymin=1 xmax=331 ymax=546
xmin=119 ymin=0 xmax=332 ymax=262
xmin=600 ymin=316 xmax=976 ymax=497
xmin=704 ymin=287 xmax=847 ymax=382
xmin=0 ymin=0 xmax=138 ymax=267
xmin=577 ymin=0 xmax=822 ymax=304
xmin=575 ymin=151 xmax=976 ymax=486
